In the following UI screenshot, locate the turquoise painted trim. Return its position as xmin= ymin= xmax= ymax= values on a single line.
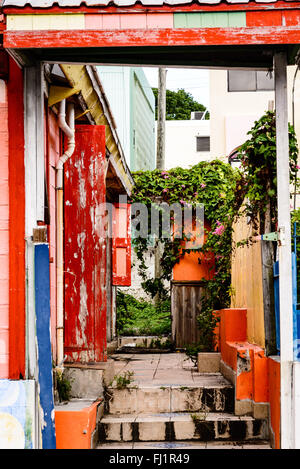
xmin=174 ymin=12 xmax=246 ymax=29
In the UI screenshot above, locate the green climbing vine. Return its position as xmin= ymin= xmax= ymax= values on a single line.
xmin=127 ymin=111 xmax=299 ymax=354
xmin=131 ymin=160 xmax=244 ymax=351
xmin=237 ymin=110 xmax=299 ymax=236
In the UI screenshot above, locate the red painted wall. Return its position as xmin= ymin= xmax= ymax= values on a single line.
xmin=0 ymin=70 xmax=9 ymax=378
xmin=7 ymin=56 xmax=25 ymax=380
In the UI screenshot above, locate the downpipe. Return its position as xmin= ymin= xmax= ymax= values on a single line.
xmin=56 ymin=99 xmax=75 ymax=371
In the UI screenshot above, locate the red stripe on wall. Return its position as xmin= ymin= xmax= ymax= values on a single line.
xmin=246 ymin=11 xmax=282 ymax=27
xmin=8 ymin=56 xmax=26 ymax=380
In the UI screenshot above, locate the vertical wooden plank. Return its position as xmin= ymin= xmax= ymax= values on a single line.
xmin=34 ymin=243 xmax=56 ymax=449
xmin=274 ymin=51 xmax=294 ymax=449
xmin=8 ymin=57 xmax=26 ymax=380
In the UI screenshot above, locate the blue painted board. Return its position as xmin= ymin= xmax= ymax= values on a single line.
xmin=34 ymin=243 xmax=56 ymax=449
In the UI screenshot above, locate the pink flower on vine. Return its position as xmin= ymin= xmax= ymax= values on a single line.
xmin=163 ymin=188 xmax=168 ymax=193
xmin=200 ymin=183 xmax=206 ymax=188
xmin=194 ymin=192 xmax=198 ymax=196
xmin=213 ymin=223 xmax=225 ymax=236
xmin=180 ymin=199 xmax=185 ymax=205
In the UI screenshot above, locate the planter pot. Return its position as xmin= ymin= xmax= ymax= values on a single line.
xmin=197 ymin=352 xmax=221 ymax=373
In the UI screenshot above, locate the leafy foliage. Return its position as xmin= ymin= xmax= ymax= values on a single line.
xmin=109 ymin=371 xmax=135 ymax=389
xmin=152 ymin=87 xmax=209 ymax=121
xmin=116 ymin=290 xmax=171 ymax=336
xmin=56 ymin=370 xmax=73 ymax=402
xmin=131 ymin=160 xmax=243 ymax=350
xmin=237 ymin=110 xmax=299 ymax=234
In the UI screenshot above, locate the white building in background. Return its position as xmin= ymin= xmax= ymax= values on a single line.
xmin=162 ymin=114 xmax=211 ymax=170
xmin=209 ymin=66 xmax=300 ymax=162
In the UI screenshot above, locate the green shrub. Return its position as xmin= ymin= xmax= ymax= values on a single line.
xmin=116 ymin=290 xmax=171 ymax=336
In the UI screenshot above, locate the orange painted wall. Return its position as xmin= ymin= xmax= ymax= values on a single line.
xmin=0 ymin=78 xmax=9 ymax=378
xmin=173 ymin=219 xmax=215 ymax=281
xmin=219 ymin=308 xmax=280 ymax=448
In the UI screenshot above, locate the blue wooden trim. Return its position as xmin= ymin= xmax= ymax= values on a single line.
xmin=34 ymin=243 xmax=56 ymax=449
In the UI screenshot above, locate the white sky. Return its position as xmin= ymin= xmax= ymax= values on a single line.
xmin=143 ymin=67 xmax=210 ymax=109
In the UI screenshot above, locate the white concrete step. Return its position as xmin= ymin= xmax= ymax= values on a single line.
xmin=97 ymin=440 xmax=271 ymax=449
xmin=98 ymin=412 xmax=269 ymax=443
xmin=105 ymin=383 xmax=234 ymax=415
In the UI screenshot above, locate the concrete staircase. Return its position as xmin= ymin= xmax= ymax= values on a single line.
xmin=96 ymin=352 xmax=270 ymax=448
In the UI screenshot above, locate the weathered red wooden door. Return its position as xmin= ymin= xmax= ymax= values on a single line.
xmin=64 ymin=125 xmax=107 ymax=363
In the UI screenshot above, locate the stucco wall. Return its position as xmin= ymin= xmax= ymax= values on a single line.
xmin=209 ymin=69 xmax=274 ymax=160
xmin=0 ymin=79 xmax=9 ymax=378
xmin=164 ymin=119 xmax=210 ymax=170
xmin=209 ymin=66 xmax=300 ymax=162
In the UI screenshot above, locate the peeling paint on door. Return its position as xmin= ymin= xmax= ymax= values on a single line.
xmin=64 ymin=125 xmax=107 ymax=363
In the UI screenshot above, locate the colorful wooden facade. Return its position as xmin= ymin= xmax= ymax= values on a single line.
xmin=1 ymin=0 xmax=300 ymax=450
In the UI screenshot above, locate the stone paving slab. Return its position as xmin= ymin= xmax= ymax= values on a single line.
xmin=110 ymin=352 xmax=232 ymax=388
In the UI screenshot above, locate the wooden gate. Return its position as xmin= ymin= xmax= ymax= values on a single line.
xmin=64 ymin=125 xmax=107 ymax=363
xmin=171 ymin=281 xmax=205 ymax=348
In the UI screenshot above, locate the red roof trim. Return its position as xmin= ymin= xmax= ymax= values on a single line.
xmin=4 ymin=25 xmax=300 ymax=48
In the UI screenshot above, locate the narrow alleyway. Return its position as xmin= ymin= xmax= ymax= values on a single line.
xmin=96 ymin=352 xmax=271 ymax=449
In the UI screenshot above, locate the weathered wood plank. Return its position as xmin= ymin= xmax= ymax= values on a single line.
xmin=171 ymin=281 xmax=204 ymax=348
xmin=4 ymin=26 xmax=300 ymax=49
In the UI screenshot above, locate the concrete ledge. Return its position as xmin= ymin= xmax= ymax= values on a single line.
xmin=198 ymin=352 xmax=220 ymax=373
xmin=64 ymin=359 xmax=115 ymax=399
xmin=117 ymin=336 xmax=171 ymax=349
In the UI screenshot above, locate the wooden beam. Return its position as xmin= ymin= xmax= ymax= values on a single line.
xmin=48 ymin=84 xmax=80 ymax=107
xmin=4 ymin=26 xmax=300 ymax=50
xmin=274 ymin=51 xmax=294 ymax=449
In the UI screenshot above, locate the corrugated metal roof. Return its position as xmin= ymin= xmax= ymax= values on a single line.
xmin=1 ymin=0 xmax=296 ymax=8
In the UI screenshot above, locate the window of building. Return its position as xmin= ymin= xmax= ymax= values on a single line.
xmin=196 ymin=136 xmax=210 ymax=152
xmin=228 ymin=70 xmax=274 ymax=92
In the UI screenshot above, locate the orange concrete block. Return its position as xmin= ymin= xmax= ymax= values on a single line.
xmin=236 ymin=347 xmax=253 ymax=401
xmin=253 ymin=350 xmax=269 ymax=403
xmin=55 ymin=400 xmax=100 ymax=450
xmin=219 ymin=308 xmax=247 ymax=368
